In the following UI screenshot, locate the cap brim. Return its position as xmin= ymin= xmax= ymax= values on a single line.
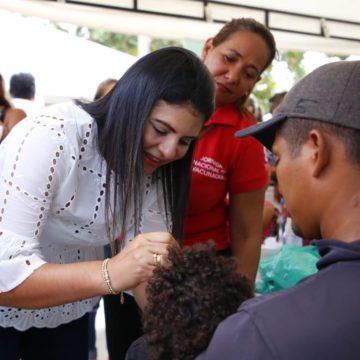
xmin=235 ymin=114 xmax=288 ymax=150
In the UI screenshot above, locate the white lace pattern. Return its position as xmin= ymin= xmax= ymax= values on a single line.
xmin=0 ymin=102 xmax=169 ymax=330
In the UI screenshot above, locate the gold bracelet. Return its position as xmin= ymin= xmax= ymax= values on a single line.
xmin=102 ymin=258 xmax=117 ymax=295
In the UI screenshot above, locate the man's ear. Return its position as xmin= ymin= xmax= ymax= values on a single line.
xmin=307 ymin=129 xmax=330 ymax=178
xmin=201 ymin=38 xmax=213 ymax=61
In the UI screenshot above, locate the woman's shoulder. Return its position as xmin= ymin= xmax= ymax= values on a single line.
xmin=0 ymin=108 xmax=27 ymax=140
xmin=2 ymin=102 xmax=96 ymax=152
xmin=32 ymin=101 xmax=97 ymax=142
xmin=6 ymin=107 xmax=26 ymax=117
xmin=4 ymin=107 xmax=26 ymax=124
xmin=38 ymin=101 xmax=93 ymax=127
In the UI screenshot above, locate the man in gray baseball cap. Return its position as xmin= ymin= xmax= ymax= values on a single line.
xmin=197 ymin=61 xmax=360 ymax=360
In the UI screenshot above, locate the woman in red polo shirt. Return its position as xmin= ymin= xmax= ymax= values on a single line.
xmin=184 ymin=18 xmax=277 ymax=282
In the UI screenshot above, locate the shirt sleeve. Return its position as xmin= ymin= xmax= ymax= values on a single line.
xmin=0 ymin=119 xmax=72 ymax=292
xmin=125 ymin=335 xmax=150 ymax=360
xmin=196 ymin=309 xmax=275 ymax=360
xmin=229 ymin=137 xmax=268 ymax=194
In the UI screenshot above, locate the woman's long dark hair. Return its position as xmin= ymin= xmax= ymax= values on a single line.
xmin=77 ymin=47 xmax=215 ymax=247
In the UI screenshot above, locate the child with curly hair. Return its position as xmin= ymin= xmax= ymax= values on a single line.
xmin=126 ymin=243 xmax=254 ymax=360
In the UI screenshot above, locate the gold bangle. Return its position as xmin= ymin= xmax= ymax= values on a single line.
xmin=102 ymin=258 xmax=117 ymax=295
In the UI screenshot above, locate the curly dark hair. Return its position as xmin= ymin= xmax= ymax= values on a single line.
xmin=143 ymin=243 xmax=254 ymax=360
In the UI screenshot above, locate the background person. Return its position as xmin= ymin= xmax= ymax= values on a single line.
xmin=0 ymin=73 xmax=26 ymax=142
xmin=9 ymin=72 xmax=39 ymax=117
xmin=94 ymin=78 xmax=117 ymax=101
xmin=244 ymin=95 xmax=263 ymax=122
xmin=185 ymin=18 xmax=277 ymax=282
xmin=0 ymin=47 xmax=215 ymax=360
xmin=197 ymin=60 xmax=360 ymax=360
xmin=269 ymin=91 xmax=287 ymax=115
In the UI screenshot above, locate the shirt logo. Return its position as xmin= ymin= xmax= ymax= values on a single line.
xmin=192 ymin=156 xmax=225 ymax=180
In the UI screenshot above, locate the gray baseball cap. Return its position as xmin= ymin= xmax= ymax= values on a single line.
xmin=235 ymin=61 xmax=360 ymax=150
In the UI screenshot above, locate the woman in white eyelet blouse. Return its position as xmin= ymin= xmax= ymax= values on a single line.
xmin=0 ymin=47 xmax=215 ymax=359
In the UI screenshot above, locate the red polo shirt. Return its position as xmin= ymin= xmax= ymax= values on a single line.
xmin=184 ymin=103 xmax=268 ymax=250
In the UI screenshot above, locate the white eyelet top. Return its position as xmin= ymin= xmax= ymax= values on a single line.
xmin=0 ymin=102 xmax=169 ymax=330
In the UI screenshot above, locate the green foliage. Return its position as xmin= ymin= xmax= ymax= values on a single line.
xmin=254 ymin=50 xmax=306 ymax=114
xmin=85 ymin=28 xmax=139 ymax=55
xmin=326 ymin=54 xmax=347 ymax=60
xmin=253 ymin=64 xmax=277 ymax=113
xmin=90 ymin=30 xmax=138 ymax=55
xmin=150 ymin=38 xmax=182 ymax=52
xmin=52 ymin=23 xmax=181 ymax=56
xmin=279 ymin=50 xmax=306 ymax=83
xmin=86 ymin=30 xmax=181 ymax=55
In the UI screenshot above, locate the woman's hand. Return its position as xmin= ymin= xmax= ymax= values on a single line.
xmin=107 ymin=232 xmax=177 ymax=293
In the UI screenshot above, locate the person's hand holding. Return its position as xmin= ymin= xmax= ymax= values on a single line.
xmin=106 ymin=232 xmax=177 ymax=293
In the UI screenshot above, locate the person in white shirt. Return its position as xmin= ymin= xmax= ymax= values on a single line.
xmin=0 ymin=47 xmax=215 ymax=360
xmin=9 ymin=72 xmax=40 ymax=117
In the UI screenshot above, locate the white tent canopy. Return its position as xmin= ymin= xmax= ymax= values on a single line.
xmin=0 ymin=0 xmax=360 ymax=55
xmin=0 ymin=9 xmax=137 ymax=104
